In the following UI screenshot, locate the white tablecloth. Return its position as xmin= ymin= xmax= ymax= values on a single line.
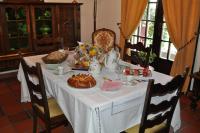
xmin=17 ymin=54 xmax=181 ymax=133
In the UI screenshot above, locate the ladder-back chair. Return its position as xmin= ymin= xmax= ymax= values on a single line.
xmin=123 ymin=41 xmax=151 ymax=67
xmin=21 ymin=58 xmax=68 ymax=133
xmin=125 ymin=67 xmax=189 ymax=133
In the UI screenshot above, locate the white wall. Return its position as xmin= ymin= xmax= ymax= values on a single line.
xmin=97 ymin=0 xmax=121 ymax=44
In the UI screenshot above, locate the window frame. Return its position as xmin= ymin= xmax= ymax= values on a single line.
xmin=130 ymin=0 xmax=177 ymax=61
xmin=129 ymin=0 xmax=175 ymax=74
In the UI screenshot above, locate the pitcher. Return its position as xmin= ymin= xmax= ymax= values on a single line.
xmin=89 ymin=57 xmax=101 ymax=76
xmin=104 ymin=48 xmax=120 ymax=72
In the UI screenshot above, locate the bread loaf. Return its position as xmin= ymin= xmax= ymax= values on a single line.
xmin=67 ymin=74 xmax=96 ymax=88
xmin=42 ymin=51 xmax=67 ymax=64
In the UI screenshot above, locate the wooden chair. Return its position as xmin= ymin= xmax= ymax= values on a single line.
xmin=92 ymin=28 xmax=116 ymax=52
xmin=123 ymin=41 xmax=151 ymax=67
xmin=124 ymin=67 xmax=189 ymax=133
xmin=189 ymin=67 xmax=200 ymax=110
xmin=21 ymin=58 xmax=68 ymax=133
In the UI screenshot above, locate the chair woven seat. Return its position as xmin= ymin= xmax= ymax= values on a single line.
xmin=34 ymin=98 xmax=63 ymax=118
xmin=126 ymin=122 xmax=166 ymax=133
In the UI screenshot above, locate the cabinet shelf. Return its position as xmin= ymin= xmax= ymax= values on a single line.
xmin=6 ymin=19 xmax=26 ymax=22
xmin=8 ymin=36 xmax=28 ymax=39
xmin=35 ymin=18 xmax=51 ymax=21
xmin=36 ymin=34 xmax=53 ymax=38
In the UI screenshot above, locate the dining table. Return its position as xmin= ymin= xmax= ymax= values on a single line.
xmin=17 ymin=52 xmax=181 ymax=133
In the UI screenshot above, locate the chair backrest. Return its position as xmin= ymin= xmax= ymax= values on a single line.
xmin=92 ymin=28 xmax=116 ymax=52
xmin=139 ymin=67 xmax=189 ymax=133
xmin=123 ymin=41 xmax=151 ymax=67
xmin=21 ymin=58 xmax=51 ymax=120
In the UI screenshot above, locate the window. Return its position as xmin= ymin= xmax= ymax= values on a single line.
xmin=160 ymin=20 xmax=177 ymax=61
xmin=130 ymin=0 xmax=177 ymax=61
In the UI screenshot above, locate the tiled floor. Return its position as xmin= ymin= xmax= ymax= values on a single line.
xmin=0 ymin=78 xmax=73 ymax=133
xmin=0 ymin=77 xmax=200 ymax=133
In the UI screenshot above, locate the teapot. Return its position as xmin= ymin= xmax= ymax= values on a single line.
xmin=104 ymin=48 xmax=120 ymax=72
xmin=89 ymin=57 xmax=101 ymax=76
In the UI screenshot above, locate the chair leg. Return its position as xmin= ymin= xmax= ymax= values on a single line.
xmin=32 ymin=111 xmax=37 ymax=133
xmin=45 ymin=122 xmax=51 ymax=133
xmin=46 ymin=126 xmax=51 ymax=133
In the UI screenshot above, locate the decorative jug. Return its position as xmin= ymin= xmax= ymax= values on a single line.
xmin=89 ymin=57 xmax=101 ymax=76
xmin=104 ymin=48 xmax=120 ymax=72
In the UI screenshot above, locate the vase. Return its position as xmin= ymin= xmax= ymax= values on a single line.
xmin=40 ymin=24 xmax=51 ymax=36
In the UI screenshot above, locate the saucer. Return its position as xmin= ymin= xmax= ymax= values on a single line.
xmin=53 ymin=69 xmax=72 ymax=75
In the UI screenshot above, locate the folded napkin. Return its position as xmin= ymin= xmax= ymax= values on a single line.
xmin=101 ymin=80 xmax=122 ymax=91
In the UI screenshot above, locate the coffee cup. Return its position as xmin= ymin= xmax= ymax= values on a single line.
xmin=57 ymin=66 xmax=64 ymax=75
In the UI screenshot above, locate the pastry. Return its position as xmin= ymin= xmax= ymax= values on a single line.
xmin=67 ymin=74 xmax=96 ymax=88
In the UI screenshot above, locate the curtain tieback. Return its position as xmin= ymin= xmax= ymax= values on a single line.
xmin=178 ymin=32 xmax=199 ymax=52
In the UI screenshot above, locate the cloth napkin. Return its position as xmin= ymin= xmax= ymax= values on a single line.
xmin=101 ymin=80 xmax=122 ymax=91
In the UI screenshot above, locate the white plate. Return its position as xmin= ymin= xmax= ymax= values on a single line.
xmin=53 ymin=70 xmax=73 ymax=75
xmin=66 ymin=82 xmax=97 ymax=91
xmin=126 ymin=75 xmax=153 ymax=81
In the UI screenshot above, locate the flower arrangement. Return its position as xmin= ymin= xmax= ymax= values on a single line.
xmin=74 ymin=43 xmax=104 ymax=68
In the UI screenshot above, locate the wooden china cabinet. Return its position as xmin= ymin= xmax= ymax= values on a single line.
xmin=0 ymin=0 xmax=82 ymax=76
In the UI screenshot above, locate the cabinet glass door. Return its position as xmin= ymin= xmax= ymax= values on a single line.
xmin=34 ymin=7 xmax=53 ymax=38
xmin=5 ymin=7 xmax=29 ymax=51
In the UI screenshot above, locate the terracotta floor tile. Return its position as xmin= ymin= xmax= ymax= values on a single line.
xmin=10 ymin=84 xmax=21 ymax=95
xmin=0 ymin=106 xmax=5 ymax=117
xmin=6 ymin=77 xmax=20 ymax=85
xmin=0 ymin=82 xmax=11 ymax=95
xmin=0 ymin=93 xmax=17 ymax=106
xmin=0 ymin=125 xmax=16 ymax=133
xmin=14 ymin=119 xmax=33 ymax=133
xmin=8 ymin=111 xmax=29 ymax=124
xmin=0 ymin=116 xmax=11 ymax=128
xmin=180 ymin=124 xmax=200 ymax=133
xmin=2 ymin=103 xmax=24 ymax=116
xmin=21 ymin=103 xmax=32 ymax=111
xmin=13 ymin=94 xmax=21 ymax=104
xmin=181 ymin=109 xmax=195 ymax=124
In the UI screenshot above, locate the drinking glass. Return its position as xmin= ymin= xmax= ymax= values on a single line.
xmin=115 ymin=64 xmax=128 ymax=84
